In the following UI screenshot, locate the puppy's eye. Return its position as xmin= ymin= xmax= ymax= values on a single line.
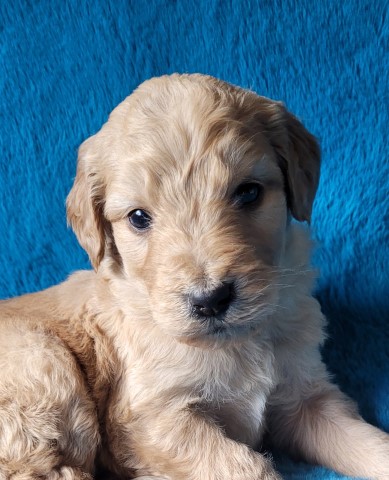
xmin=233 ymin=183 xmax=263 ymax=207
xmin=128 ymin=209 xmax=152 ymax=230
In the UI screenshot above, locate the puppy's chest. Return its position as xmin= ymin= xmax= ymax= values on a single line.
xmin=124 ymin=340 xmax=275 ymax=446
xmin=203 ymin=349 xmax=275 ymax=446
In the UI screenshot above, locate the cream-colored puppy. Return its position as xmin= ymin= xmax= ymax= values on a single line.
xmin=0 ymin=74 xmax=388 ymax=480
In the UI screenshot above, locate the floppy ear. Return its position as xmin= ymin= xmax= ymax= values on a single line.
xmin=264 ymin=103 xmax=321 ymax=223
xmin=66 ymin=135 xmax=106 ymax=270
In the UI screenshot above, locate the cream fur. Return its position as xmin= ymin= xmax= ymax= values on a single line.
xmin=1 ymin=74 xmax=388 ymax=480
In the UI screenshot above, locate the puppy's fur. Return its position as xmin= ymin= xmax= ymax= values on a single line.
xmin=1 ymin=74 xmax=388 ymax=480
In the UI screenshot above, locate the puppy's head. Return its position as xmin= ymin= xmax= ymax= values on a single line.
xmin=67 ymin=74 xmax=320 ymax=346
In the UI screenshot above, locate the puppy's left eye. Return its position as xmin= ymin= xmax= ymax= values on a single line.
xmin=233 ymin=183 xmax=263 ymax=207
xmin=128 ymin=209 xmax=152 ymax=231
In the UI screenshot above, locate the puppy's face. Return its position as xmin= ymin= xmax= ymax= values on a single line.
xmin=67 ymin=74 xmax=320 ymax=346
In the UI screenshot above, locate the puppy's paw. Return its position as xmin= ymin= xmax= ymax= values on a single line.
xmin=0 ymin=467 xmax=92 ymax=480
xmin=261 ymin=471 xmax=282 ymax=480
xmin=235 ymin=454 xmax=282 ymax=480
xmin=45 ymin=467 xmax=92 ymax=480
xmin=259 ymin=464 xmax=282 ymax=480
xmin=135 ymin=477 xmax=169 ymax=480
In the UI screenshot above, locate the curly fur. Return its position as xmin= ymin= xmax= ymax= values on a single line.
xmin=1 ymin=74 xmax=388 ymax=480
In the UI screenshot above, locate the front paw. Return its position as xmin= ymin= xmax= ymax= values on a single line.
xmin=262 ymin=471 xmax=282 ymax=480
xmin=237 ymin=453 xmax=282 ymax=480
xmin=135 ymin=477 xmax=169 ymax=480
xmin=260 ymin=463 xmax=282 ymax=480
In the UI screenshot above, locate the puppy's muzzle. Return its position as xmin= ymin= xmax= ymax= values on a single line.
xmin=189 ymin=282 xmax=234 ymax=318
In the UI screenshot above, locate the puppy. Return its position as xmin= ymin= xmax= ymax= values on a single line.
xmin=0 ymin=74 xmax=388 ymax=480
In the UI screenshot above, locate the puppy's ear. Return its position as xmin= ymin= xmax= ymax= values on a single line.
xmin=66 ymin=136 xmax=106 ymax=270
xmin=264 ymin=103 xmax=321 ymax=223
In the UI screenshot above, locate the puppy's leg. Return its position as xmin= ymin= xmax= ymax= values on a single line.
xmin=135 ymin=477 xmax=169 ymax=480
xmin=6 ymin=466 xmax=94 ymax=480
xmin=130 ymin=398 xmax=281 ymax=480
xmin=268 ymin=381 xmax=389 ymax=479
xmin=0 ymin=323 xmax=99 ymax=479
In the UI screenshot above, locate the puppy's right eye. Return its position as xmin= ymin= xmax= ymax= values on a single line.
xmin=128 ymin=209 xmax=152 ymax=231
xmin=233 ymin=182 xmax=263 ymax=208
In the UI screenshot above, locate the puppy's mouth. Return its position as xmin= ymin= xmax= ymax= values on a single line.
xmin=197 ymin=314 xmax=228 ymax=335
xmin=204 ymin=319 xmax=257 ymax=340
xmin=181 ymin=315 xmax=260 ymax=348
xmin=183 ymin=299 xmax=269 ymax=346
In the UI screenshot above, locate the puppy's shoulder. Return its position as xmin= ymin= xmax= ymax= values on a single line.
xmin=0 ymin=270 xmax=97 ymax=322
xmin=0 ymin=270 xmax=114 ymax=415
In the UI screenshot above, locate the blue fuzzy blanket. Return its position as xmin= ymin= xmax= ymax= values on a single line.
xmin=1 ymin=1 xmax=388 ymax=478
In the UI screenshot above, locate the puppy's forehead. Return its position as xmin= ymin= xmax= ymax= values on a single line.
xmin=110 ymin=75 xmax=274 ymax=161
xmin=104 ymin=75 xmax=280 ymax=216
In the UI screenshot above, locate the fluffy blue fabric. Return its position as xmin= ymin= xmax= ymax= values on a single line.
xmin=0 ymin=1 xmax=388 ymax=478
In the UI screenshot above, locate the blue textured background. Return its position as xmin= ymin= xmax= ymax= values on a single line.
xmin=0 ymin=1 xmax=388 ymax=478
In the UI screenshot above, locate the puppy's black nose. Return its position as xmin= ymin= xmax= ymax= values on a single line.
xmin=190 ymin=283 xmax=234 ymax=317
